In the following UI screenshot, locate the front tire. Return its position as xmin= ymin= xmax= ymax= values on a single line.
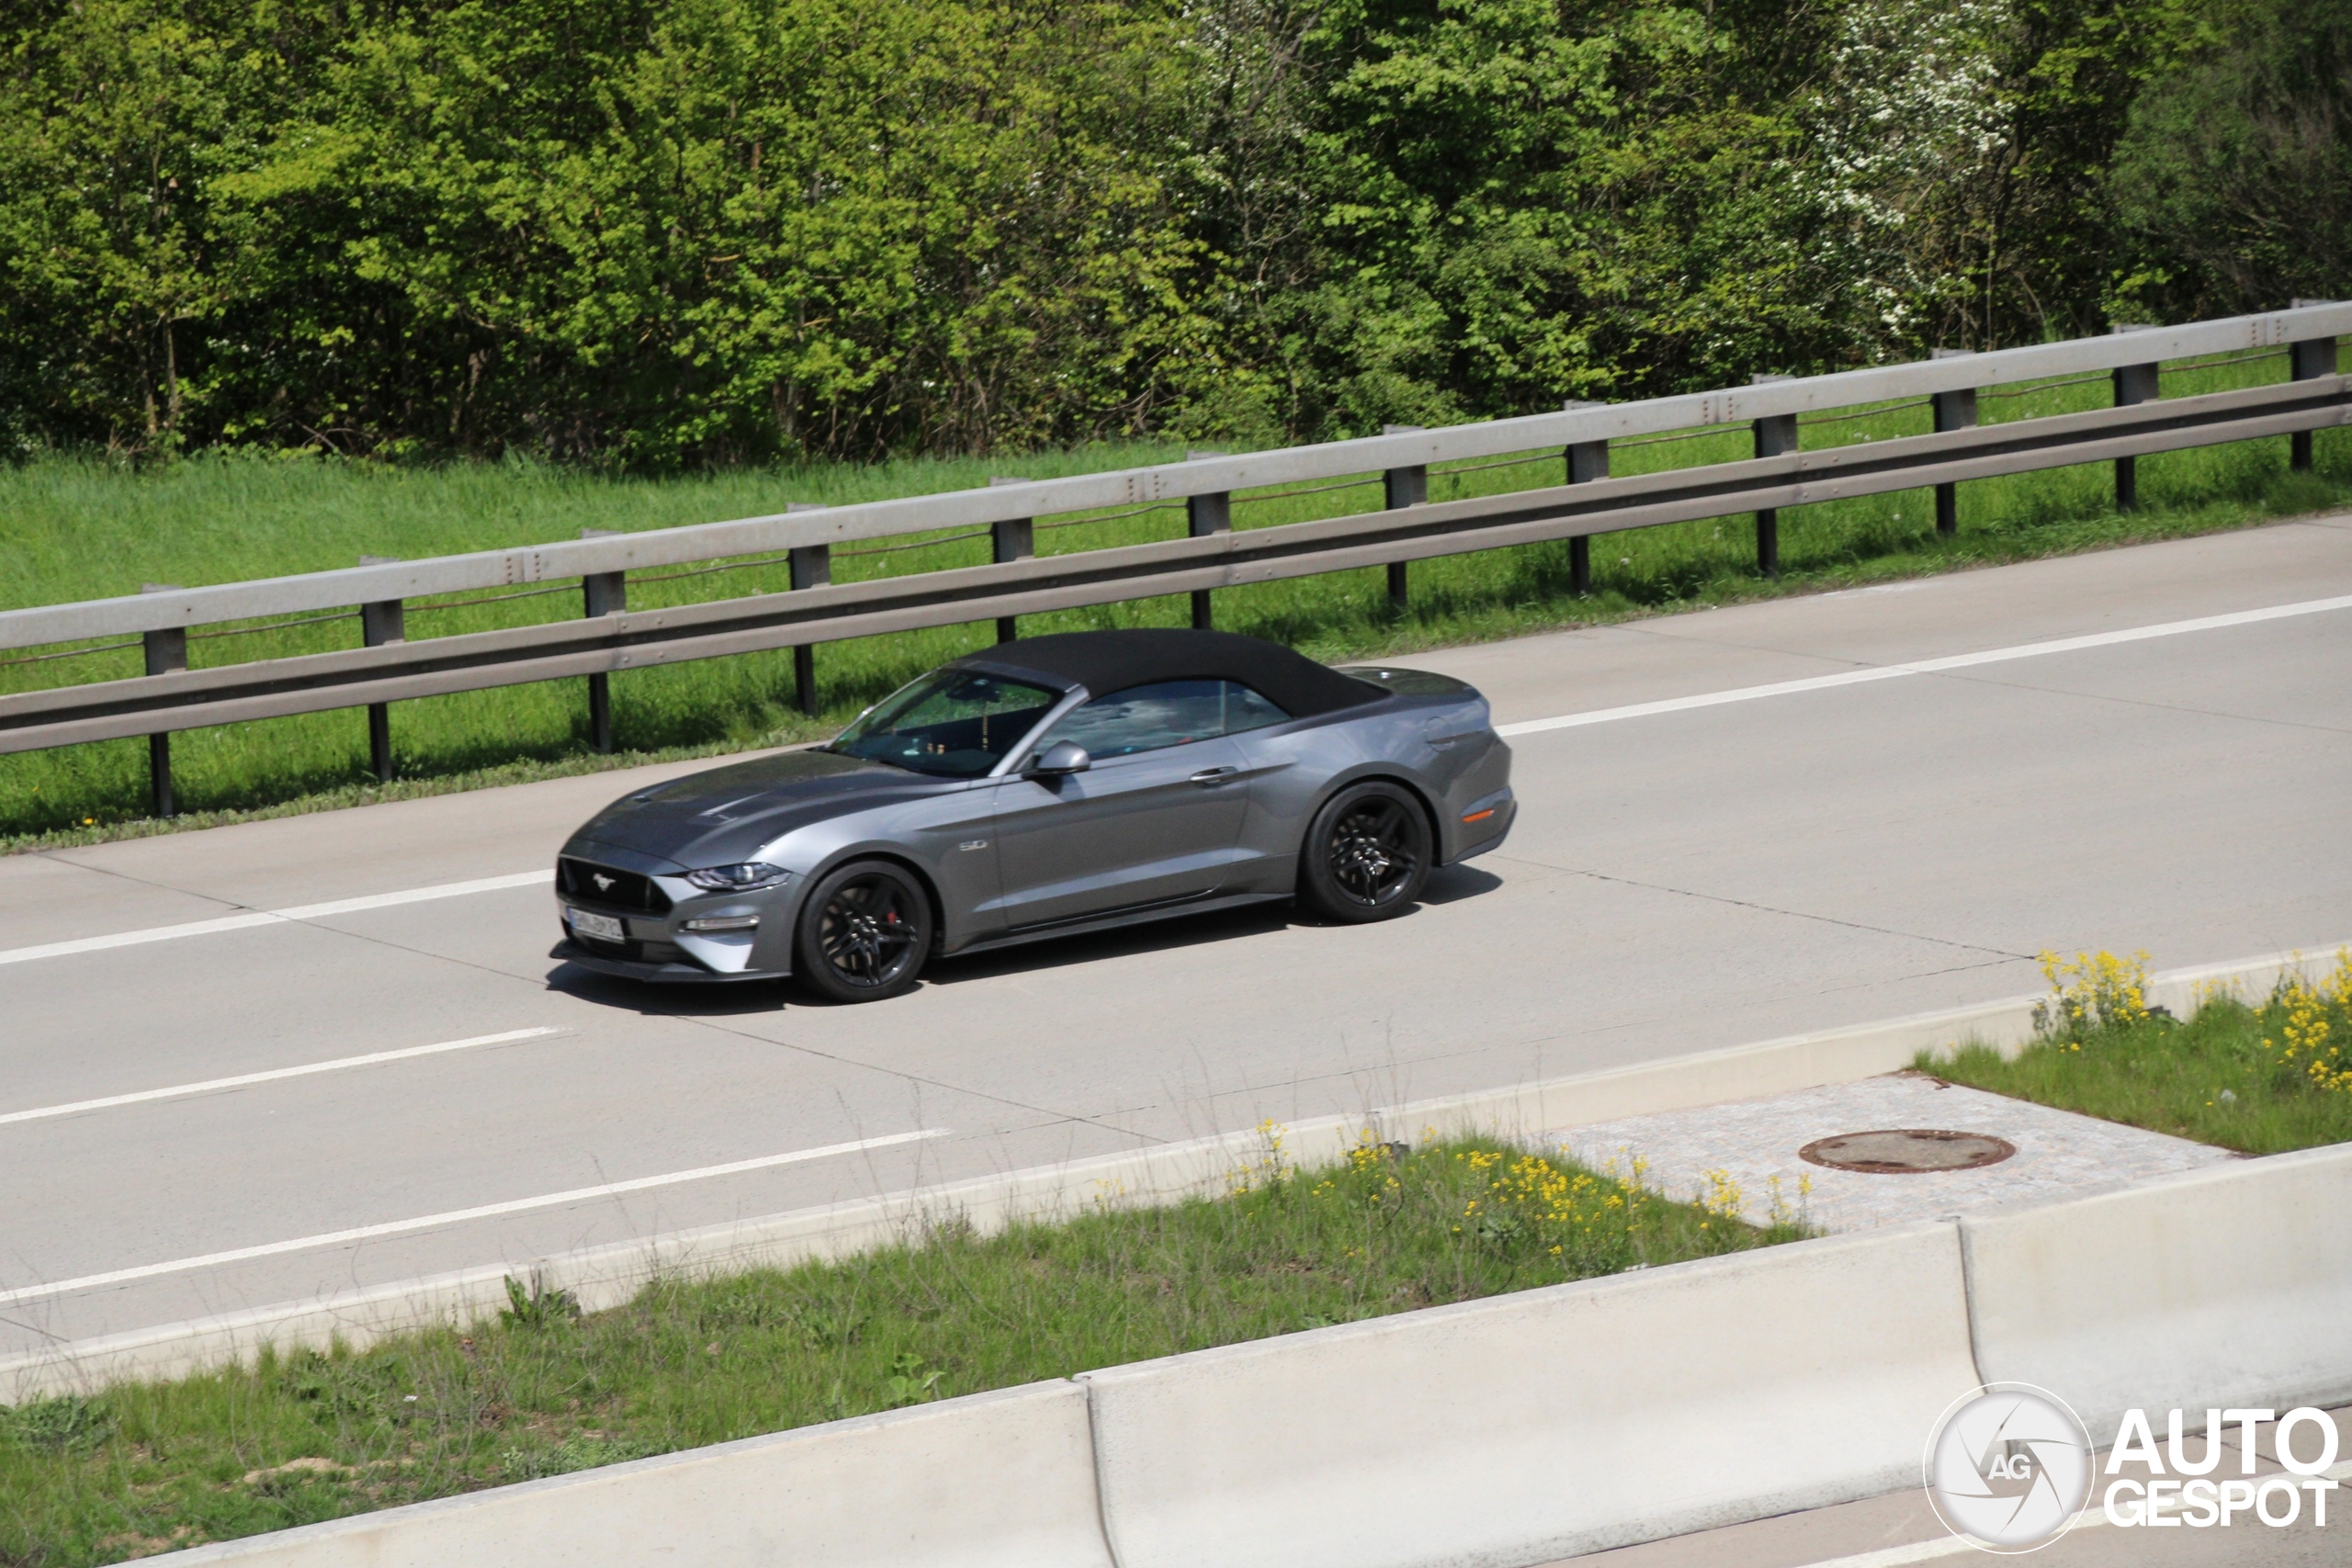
xmin=793 ymin=860 xmax=933 ymax=1003
xmin=1297 ymin=781 xmax=1432 ymax=923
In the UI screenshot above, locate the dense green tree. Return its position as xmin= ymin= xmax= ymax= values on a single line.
xmin=2108 ymin=0 xmax=2352 ymax=319
xmin=1272 ymin=0 xmax=1852 ymax=429
xmin=0 ymin=0 xmax=2337 ymax=463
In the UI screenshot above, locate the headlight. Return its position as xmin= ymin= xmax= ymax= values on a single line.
xmin=684 ymin=863 xmax=792 ymax=892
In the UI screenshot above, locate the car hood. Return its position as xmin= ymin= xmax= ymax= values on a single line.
xmin=563 ymin=748 xmax=964 ymax=869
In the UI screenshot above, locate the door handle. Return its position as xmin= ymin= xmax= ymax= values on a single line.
xmin=1189 ymin=766 xmax=1239 ymax=784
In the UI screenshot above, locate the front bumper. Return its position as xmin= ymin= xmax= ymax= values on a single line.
xmin=553 ymin=860 xmax=800 ymax=981
xmin=548 ymin=938 xmax=787 ymax=984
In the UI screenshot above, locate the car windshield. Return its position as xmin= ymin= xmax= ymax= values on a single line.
xmin=826 ymin=669 xmax=1062 ymax=777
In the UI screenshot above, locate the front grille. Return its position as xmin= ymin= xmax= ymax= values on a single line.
xmin=559 ymin=858 xmax=673 ymax=915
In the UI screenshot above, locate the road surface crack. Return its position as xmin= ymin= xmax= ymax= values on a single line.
xmin=1489 ymin=852 xmax=2036 ymax=961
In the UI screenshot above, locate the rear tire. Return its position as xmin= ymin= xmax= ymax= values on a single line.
xmin=1297 ymin=781 xmax=1432 ymax=923
xmin=793 ymin=860 xmax=933 ymax=1003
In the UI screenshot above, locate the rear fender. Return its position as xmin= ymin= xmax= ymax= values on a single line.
xmin=1304 ymin=769 xmax=1446 ymax=868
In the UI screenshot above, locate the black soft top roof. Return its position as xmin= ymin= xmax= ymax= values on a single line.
xmin=963 ymin=629 xmax=1382 ymax=718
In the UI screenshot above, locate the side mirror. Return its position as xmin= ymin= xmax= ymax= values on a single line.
xmin=1027 ymin=739 xmax=1091 ymax=777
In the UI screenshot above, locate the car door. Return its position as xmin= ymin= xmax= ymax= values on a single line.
xmin=989 ymin=680 xmax=1251 ymax=930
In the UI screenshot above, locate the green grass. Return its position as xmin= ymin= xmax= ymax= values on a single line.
xmin=0 ymin=1136 xmax=1803 ymax=1566
xmin=1918 ymin=956 xmax=2352 ymax=1155
xmin=4 ymin=344 xmax=2348 ymax=851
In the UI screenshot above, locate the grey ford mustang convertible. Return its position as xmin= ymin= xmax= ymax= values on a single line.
xmin=552 ymin=628 xmax=1514 ymax=1002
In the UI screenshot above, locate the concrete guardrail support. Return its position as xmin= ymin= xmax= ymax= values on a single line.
xmin=1962 ymin=1142 xmax=2352 ymax=1442
xmin=1564 ymin=400 xmax=1611 ymax=594
xmin=2110 ymin=323 xmax=2161 ymax=511
xmin=357 ymin=555 xmax=405 ymax=781
xmin=138 ymin=583 xmax=186 ymax=818
xmin=1928 ymin=348 xmax=1977 ymax=537
xmin=1185 ymin=450 xmax=1230 ymax=630
xmin=1750 ymin=376 xmax=1798 ymax=577
xmin=163 ymin=1380 xmax=1117 ymax=1568
xmin=579 ymin=528 xmax=627 ymax=753
xmin=1082 ymin=1223 xmax=1978 ymax=1568
xmin=987 ymin=478 xmax=1034 ymax=644
xmin=1380 ymin=425 xmax=1427 ymax=611
xmin=2290 ymin=300 xmax=2340 ymax=472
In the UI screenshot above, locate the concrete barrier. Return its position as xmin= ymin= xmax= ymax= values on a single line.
xmin=1080 ymin=1223 xmax=1979 ymax=1568
xmin=166 ymin=1380 xmax=1114 ymax=1568
xmin=1962 ymin=1141 xmax=2352 ymax=1443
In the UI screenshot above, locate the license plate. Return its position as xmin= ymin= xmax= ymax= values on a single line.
xmin=568 ymin=908 xmax=625 ymax=943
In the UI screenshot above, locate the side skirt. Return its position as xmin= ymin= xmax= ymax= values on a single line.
xmin=945 ymin=889 xmax=1293 ymax=958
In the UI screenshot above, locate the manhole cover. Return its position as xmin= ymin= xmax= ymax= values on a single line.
xmin=1798 ymin=1129 xmax=2016 ymax=1174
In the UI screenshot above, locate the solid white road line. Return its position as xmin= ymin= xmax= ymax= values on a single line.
xmin=0 ymin=1027 xmax=568 ymax=1129
xmin=8 ymin=592 xmax=2348 ymax=970
xmin=0 ymin=1128 xmax=951 ymax=1308
xmin=1496 ymin=592 xmax=2352 ymax=738
xmin=0 ymin=869 xmax=549 ymax=968
xmin=1783 ymin=1458 xmax=2352 ymax=1567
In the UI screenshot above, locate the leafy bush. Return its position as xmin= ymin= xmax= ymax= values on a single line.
xmin=3 ymin=0 xmax=2335 ymax=466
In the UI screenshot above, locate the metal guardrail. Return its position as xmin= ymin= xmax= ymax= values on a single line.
xmin=1 ymin=306 xmax=2345 ymax=813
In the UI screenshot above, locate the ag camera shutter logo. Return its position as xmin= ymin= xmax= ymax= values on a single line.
xmin=1923 ymin=1384 xmax=2094 ymax=1552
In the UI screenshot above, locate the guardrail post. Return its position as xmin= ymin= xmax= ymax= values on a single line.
xmin=1928 ymin=349 xmax=1978 ymax=537
xmin=770 ymin=502 xmax=830 ymax=718
xmin=579 ymin=529 xmax=627 ymax=753
xmin=2110 ymin=324 xmax=2160 ymax=511
xmin=1380 ymin=425 xmax=1427 ymax=611
xmin=1185 ymin=451 xmax=1229 ymax=631
xmin=1750 ymin=376 xmax=1798 ymax=577
xmin=987 ymin=477 xmax=1034 ymax=643
xmin=139 ymin=583 xmax=186 ymax=818
xmin=2290 ymin=300 xmax=2339 ymax=472
xmin=1564 ymin=400 xmax=1610 ymax=595
xmin=789 ymin=540 xmax=831 ymax=718
xmin=357 ymin=555 xmax=404 ymax=781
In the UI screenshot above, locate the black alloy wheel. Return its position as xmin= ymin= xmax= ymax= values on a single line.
xmin=1298 ymin=781 xmax=1431 ymax=922
xmin=793 ymin=860 xmax=933 ymax=1002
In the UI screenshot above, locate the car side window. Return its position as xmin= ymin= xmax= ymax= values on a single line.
xmin=1221 ymin=681 xmax=1289 ymax=735
xmin=1037 ymin=678 xmax=1292 ymax=760
xmin=1038 ymin=680 xmax=1226 ymax=758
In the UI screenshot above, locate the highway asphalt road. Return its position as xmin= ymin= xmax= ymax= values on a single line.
xmin=4 ymin=517 xmax=2350 ymax=1359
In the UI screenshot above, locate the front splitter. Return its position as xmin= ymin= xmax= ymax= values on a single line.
xmin=548 ymin=940 xmax=786 ymax=984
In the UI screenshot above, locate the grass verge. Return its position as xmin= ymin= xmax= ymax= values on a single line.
xmin=0 ymin=1134 xmax=1803 ymax=1565
xmin=1918 ymin=951 xmax=2352 ymax=1155
xmin=4 ymin=346 xmax=2348 ymax=852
